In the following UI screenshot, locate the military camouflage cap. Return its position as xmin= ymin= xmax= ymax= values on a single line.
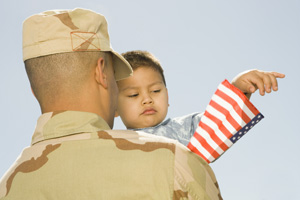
xmin=22 ymin=8 xmax=133 ymax=81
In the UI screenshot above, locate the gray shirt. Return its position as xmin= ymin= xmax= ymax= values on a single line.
xmin=132 ymin=112 xmax=203 ymax=146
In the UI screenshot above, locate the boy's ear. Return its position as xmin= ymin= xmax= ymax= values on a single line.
xmin=95 ymin=57 xmax=108 ymax=89
xmin=166 ymin=88 xmax=169 ymax=106
xmin=114 ymin=110 xmax=119 ymax=118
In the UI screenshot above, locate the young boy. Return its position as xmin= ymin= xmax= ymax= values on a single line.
xmin=116 ymin=50 xmax=285 ymax=162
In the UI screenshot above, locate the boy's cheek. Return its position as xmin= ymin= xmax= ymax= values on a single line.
xmin=117 ymin=99 xmax=131 ymax=113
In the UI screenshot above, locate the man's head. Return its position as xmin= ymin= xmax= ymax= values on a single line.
xmin=23 ymin=8 xmax=132 ymax=81
xmin=23 ymin=8 xmax=132 ymax=128
xmin=116 ymin=51 xmax=169 ymax=129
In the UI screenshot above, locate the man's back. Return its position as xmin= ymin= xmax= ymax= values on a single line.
xmin=0 ymin=8 xmax=222 ymax=200
xmin=0 ymin=111 xmax=222 ymax=200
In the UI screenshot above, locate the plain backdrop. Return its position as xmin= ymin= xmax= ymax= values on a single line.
xmin=0 ymin=0 xmax=299 ymax=199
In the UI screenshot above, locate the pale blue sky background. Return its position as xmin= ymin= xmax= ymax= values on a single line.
xmin=0 ymin=0 xmax=299 ymax=199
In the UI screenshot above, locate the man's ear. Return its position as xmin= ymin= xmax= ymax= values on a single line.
xmin=95 ymin=57 xmax=108 ymax=88
xmin=31 ymin=87 xmax=36 ymax=98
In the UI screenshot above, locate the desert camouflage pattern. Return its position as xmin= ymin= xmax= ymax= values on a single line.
xmin=0 ymin=111 xmax=222 ymax=200
xmin=23 ymin=8 xmax=132 ymax=81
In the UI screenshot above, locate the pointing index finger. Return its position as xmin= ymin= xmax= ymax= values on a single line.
xmin=270 ymin=72 xmax=286 ymax=79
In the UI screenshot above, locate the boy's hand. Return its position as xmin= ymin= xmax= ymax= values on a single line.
xmin=231 ymin=69 xmax=285 ymax=98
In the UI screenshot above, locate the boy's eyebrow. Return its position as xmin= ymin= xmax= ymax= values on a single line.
xmin=120 ymin=81 xmax=164 ymax=92
xmin=120 ymin=86 xmax=138 ymax=92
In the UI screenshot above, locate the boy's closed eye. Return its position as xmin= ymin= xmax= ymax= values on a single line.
xmin=128 ymin=93 xmax=139 ymax=98
xmin=152 ymin=89 xmax=161 ymax=93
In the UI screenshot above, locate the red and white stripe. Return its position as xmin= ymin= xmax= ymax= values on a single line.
xmin=187 ymin=79 xmax=262 ymax=163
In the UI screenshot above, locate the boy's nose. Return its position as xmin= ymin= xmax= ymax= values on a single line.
xmin=142 ymin=95 xmax=153 ymax=105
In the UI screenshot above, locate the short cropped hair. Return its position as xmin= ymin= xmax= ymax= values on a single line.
xmin=25 ymin=51 xmax=110 ymax=105
xmin=121 ymin=50 xmax=166 ymax=86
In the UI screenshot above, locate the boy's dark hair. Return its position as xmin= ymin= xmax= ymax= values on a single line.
xmin=121 ymin=50 xmax=166 ymax=86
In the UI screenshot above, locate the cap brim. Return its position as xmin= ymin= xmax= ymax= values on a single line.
xmin=111 ymin=51 xmax=133 ymax=81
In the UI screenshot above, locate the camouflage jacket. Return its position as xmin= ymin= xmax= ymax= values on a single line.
xmin=0 ymin=111 xmax=222 ymax=200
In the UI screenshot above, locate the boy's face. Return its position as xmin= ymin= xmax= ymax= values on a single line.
xmin=117 ymin=67 xmax=169 ymax=129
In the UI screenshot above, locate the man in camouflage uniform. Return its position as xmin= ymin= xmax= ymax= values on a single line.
xmin=0 ymin=8 xmax=222 ymax=199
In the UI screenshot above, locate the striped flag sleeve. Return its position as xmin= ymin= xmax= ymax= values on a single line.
xmin=187 ymin=79 xmax=264 ymax=163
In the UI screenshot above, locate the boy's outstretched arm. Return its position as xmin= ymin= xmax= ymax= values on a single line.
xmin=231 ymin=69 xmax=285 ymax=99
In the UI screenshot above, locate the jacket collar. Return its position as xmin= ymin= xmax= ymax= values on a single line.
xmin=31 ymin=111 xmax=110 ymax=145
